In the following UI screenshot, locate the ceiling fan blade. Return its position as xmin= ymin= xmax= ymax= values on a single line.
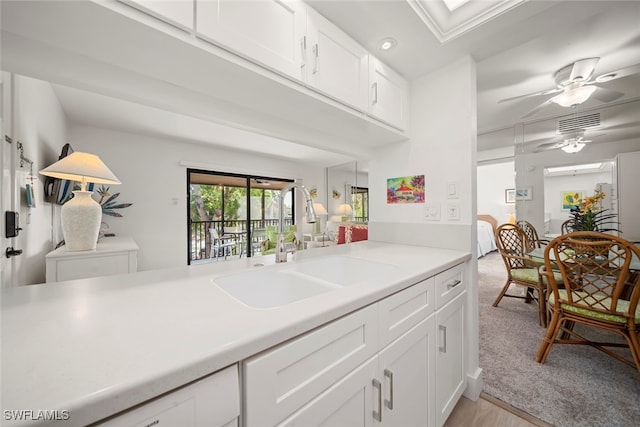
xmin=569 ymin=57 xmax=599 ymax=82
xmin=498 ymin=88 xmax=560 ymax=103
xmin=590 ymin=84 xmax=624 ymax=103
xmin=521 ymin=97 xmax=556 ymax=119
xmin=595 ymin=63 xmax=640 ymax=82
xmin=534 ymin=141 xmax=567 ymax=153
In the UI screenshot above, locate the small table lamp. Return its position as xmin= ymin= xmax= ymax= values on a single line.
xmin=312 ymin=203 xmax=328 ymax=234
xmin=336 ymin=203 xmax=353 ymax=222
xmin=40 ymin=152 xmax=121 ymax=251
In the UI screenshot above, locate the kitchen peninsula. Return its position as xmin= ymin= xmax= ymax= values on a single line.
xmin=1 ymin=241 xmax=470 ymax=426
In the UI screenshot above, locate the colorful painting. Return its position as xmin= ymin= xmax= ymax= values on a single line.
xmin=387 ymin=175 xmax=425 ymax=204
xmin=562 ymin=191 xmax=583 ymax=210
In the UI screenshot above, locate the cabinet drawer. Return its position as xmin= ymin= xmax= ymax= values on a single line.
xmin=55 ymin=254 xmax=130 ymax=282
xmin=243 ymin=304 xmax=378 ymax=427
xmin=377 ymin=277 xmax=435 ymax=349
xmin=434 ymin=263 xmax=466 ymax=309
xmin=97 ymin=364 xmax=239 ymax=426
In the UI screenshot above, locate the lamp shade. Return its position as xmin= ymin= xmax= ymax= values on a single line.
xmin=40 ymin=152 xmax=121 ymax=251
xmin=40 ymin=152 xmax=121 ymax=190
xmin=313 ymin=203 xmax=328 ymax=216
xmin=561 ymin=142 xmax=586 ymax=153
xmin=336 ymin=203 xmax=353 ymax=222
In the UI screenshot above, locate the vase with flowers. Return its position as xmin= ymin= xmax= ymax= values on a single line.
xmin=568 ymin=189 xmax=619 ymax=232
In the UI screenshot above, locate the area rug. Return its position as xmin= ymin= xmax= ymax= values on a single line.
xmin=478 ymin=251 xmax=640 ymax=427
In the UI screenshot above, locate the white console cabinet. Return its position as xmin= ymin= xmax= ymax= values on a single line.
xmin=45 ymin=236 xmax=139 ymax=283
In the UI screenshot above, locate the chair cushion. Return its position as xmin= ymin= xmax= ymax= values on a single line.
xmin=512 ymin=268 xmax=564 ymax=284
xmin=548 ymin=290 xmax=640 ymax=323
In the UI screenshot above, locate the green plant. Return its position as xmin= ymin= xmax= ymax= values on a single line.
xmin=96 ymin=186 xmax=132 ymax=217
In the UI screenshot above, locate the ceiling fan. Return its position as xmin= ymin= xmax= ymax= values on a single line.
xmin=499 ymin=58 xmax=640 ymax=118
xmin=534 ymin=130 xmax=598 ymax=154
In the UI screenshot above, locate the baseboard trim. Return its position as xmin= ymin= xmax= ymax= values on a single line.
xmin=463 ymin=368 xmax=483 ymax=401
xmin=481 ymin=393 xmax=554 ymax=427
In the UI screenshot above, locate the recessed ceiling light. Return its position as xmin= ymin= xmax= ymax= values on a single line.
xmin=545 ymin=163 xmax=602 ymax=174
xmin=379 ymin=37 xmax=397 ymax=51
xmin=442 ymin=0 xmax=471 ymax=12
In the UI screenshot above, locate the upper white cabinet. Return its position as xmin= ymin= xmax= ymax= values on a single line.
xmin=196 ymin=0 xmax=306 ymax=81
xmin=369 ymin=56 xmax=409 ymax=130
xmin=119 ymin=0 xmax=194 ymax=31
xmin=305 ymin=7 xmax=369 ymax=111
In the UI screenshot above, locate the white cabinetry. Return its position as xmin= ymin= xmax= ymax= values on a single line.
xmin=45 ymin=236 xmax=138 ymax=283
xmin=244 ymin=264 xmax=465 ymax=427
xmin=368 ymin=56 xmax=409 ymax=130
xmin=119 ymin=0 xmax=194 ymax=30
xmin=97 ymin=364 xmax=239 ymax=426
xmin=196 ymin=0 xmax=306 ymax=81
xmin=305 ymin=7 xmax=369 ymax=111
xmin=434 ymin=263 xmax=467 ymax=426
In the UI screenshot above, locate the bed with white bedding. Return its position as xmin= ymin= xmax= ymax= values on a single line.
xmin=477 ymin=214 xmax=498 ymax=257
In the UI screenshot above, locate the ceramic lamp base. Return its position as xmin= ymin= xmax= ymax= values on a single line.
xmin=61 ymin=191 xmax=102 ymax=251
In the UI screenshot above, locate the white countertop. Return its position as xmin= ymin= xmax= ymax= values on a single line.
xmin=1 ymin=241 xmax=470 ymax=426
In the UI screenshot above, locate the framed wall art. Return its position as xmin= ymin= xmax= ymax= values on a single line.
xmin=515 ymin=187 xmax=533 ymax=201
xmin=505 ymin=189 xmax=516 ymax=204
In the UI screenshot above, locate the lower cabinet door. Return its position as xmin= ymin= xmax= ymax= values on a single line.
xmin=378 ymin=315 xmax=435 ymax=427
xmin=435 ymin=291 xmax=466 ymax=427
xmin=277 ymin=357 xmax=378 ymax=427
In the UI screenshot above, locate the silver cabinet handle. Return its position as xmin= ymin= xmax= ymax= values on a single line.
xmin=439 ymin=325 xmax=447 ymax=353
xmin=384 ymin=369 xmax=394 ymax=410
xmin=372 ymin=378 xmax=382 ymax=422
xmin=372 ymin=82 xmax=378 ymax=104
xmin=300 ymin=36 xmax=306 ymax=71
xmin=447 ymin=279 xmax=462 ymax=289
xmin=312 ymin=43 xmax=319 ymax=74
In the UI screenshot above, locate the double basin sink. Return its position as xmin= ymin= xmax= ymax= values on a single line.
xmin=213 ymin=255 xmax=399 ymax=309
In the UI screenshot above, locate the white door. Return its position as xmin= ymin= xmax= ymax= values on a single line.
xmin=368 ymin=56 xmax=408 ymax=130
xmin=378 ymin=316 xmax=435 ymax=427
xmin=306 ymin=7 xmax=368 ymax=111
xmin=196 ymin=0 xmax=306 ymax=81
xmin=277 ymin=357 xmax=377 ymax=427
xmin=0 ymin=72 xmax=18 ymax=288
xmin=435 ymin=292 xmax=466 ymax=427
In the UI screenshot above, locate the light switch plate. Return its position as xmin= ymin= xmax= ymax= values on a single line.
xmin=446 ymin=203 xmax=460 ymax=220
xmin=424 ymin=204 xmax=441 ymax=221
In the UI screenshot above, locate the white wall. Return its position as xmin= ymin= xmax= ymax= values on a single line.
xmin=8 ymin=75 xmax=69 ymax=286
xmin=369 ymin=56 xmax=482 ymax=401
xmin=369 ymin=56 xmax=476 ymax=252
xmin=543 ymin=171 xmax=612 ymax=234
xmin=71 ymin=125 xmax=325 ymax=272
xmin=477 ymin=160 xmax=515 ymax=225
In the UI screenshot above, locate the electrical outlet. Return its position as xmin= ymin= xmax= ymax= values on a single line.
xmin=446 ymin=203 xmax=460 ymax=220
xmin=424 ymin=204 xmax=441 ymax=221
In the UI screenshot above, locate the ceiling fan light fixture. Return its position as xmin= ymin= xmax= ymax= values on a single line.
xmin=552 ymin=85 xmax=597 ymax=107
xmin=561 ymin=142 xmax=586 ymax=153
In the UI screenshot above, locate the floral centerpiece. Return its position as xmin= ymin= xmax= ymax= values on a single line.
xmin=568 ymin=189 xmax=618 ymax=232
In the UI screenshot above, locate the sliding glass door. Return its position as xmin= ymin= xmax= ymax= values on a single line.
xmin=187 ymin=169 xmax=293 ymax=264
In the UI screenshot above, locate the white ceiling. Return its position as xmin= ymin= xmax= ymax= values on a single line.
xmin=3 ymin=0 xmax=640 ymax=160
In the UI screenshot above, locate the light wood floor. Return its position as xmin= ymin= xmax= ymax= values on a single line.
xmin=444 ymin=393 xmax=554 ymax=427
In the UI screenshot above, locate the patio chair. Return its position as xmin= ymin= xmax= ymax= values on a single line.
xmin=535 ymin=231 xmax=640 ymax=371
xmin=209 ymin=228 xmax=236 ymax=260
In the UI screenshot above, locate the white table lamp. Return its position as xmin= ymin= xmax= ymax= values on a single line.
xmin=312 ymin=203 xmax=328 ymax=234
xmin=40 ymin=152 xmax=121 ymax=251
xmin=336 ymin=203 xmax=353 ymax=222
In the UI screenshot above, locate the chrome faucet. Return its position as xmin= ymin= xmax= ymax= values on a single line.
xmin=276 ymin=183 xmax=317 ymax=263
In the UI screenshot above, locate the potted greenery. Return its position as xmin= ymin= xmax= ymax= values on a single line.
xmin=568 ymin=189 xmax=619 ymax=233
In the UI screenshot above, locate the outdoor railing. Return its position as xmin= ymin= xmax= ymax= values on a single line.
xmin=190 ymin=218 xmax=293 ymax=261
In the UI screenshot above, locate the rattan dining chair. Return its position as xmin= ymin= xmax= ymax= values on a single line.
xmin=494 ymin=223 xmax=548 ymax=326
xmin=560 ymin=219 xmax=574 ymax=234
xmin=516 ymin=220 xmax=549 ymax=252
xmin=535 ymin=231 xmax=640 ymax=371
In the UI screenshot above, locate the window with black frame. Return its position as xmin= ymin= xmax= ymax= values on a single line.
xmin=187 ymin=169 xmax=293 ymax=264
